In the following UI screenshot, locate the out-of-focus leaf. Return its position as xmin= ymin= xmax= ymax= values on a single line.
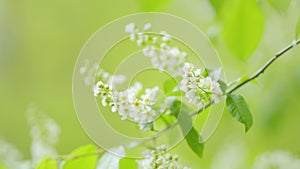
xmin=209 ymin=0 xmax=225 ymax=15
xmin=119 ymin=158 xmax=138 ymax=169
xmin=34 ymin=157 xmax=58 ymax=169
xmin=163 ymin=78 xmax=178 ymax=95
xmin=170 ymin=100 xmax=204 ymax=158
xmin=166 ymin=90 xmax=183 ymax=96
xmin=226 ymin=94 xmax=253 ymax=132
xmin=97 ymin=146 xmax=125 ymax=169
xmin=63 ymin=144 xmax=100 ymax=169
xmin=222 ymin=0 xmax=264 ymax=60
xmin=170 ymin=100 xmax=182 ymax=117
xmin=218 ymin=80 xmax=227 ymax=94
xmin=183 ymin=126 xmax=204 ymax=158
xmin=296 ymin=16 xmax=300 ymax=39
xmin=268 ymin=0 xmax=291 ymax=14
xmin=137 ymin=0 xmax=171 ymax=11
xmin=0 ymin=163 xmax=6 ymax=169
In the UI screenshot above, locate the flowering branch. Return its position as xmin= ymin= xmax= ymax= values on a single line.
xmin=150 ymin=38 xmax=300 ymax=141
xmin=90 ymin=22 xmax=300 ymax=160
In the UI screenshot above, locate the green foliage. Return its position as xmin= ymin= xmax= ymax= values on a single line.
xmin=268 ymin=0 xmax=291 ymax=14
xmin=296 ymin=16 xmax=300 ymax=39
xmin=218 ymin=80 xmax=227 ymax=94
xmin=34 ymin=157 xmax=58 ymax=169
xmin=137 ymin=0 xmax=171 ymax=11
xmin=163 ymin=78 xmax=178 ymax=94
xmin=0 ymin=164 xmax=7 ymax=169
xmin=171 ymin=100 xmax=204 ymax=158
xmin=163 ymin=78 xmax=182 ymax=96
xmin=170 ymin=100 xmax=181 ymax=117
xmin=62 ymin=144 xmax=100 ymax=169
xmin=119 ymin=158 xmax=138 ymax=169
xmin=226 ymin=94 xmax=253 ymax=132
xmin=183 ymin=127 xmax=205 ymax=158
xmin=222 ymin=0 xmax=264 ymax=60
xmin=209 ymin=0 xmax=225 ymax=16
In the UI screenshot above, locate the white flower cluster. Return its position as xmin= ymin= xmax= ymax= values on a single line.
xmin=252 ymin=151 xmax=300 ymax=169
xmin=0 ymin=139 xmax=31 ymax=169
xmin=125 ymin=23 xmax=187 ymax=77
xmin=94 ymin=80 xmax=163 ymax=131
xmin=27 ymin=105 xmax=60 ymax=164
xmin=125 ymin=22 xmax=153 ymax=46
xmin=181 ymin=63 xmax=223 ymax=108
xmin=80 ymin=60 xmax=126 ymax=87
xmin=125 ymin=23 xmax=224 ymax=109
xmin=137 ymin=145 xmax=190 ymax=169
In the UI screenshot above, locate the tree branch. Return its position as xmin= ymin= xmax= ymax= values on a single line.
xmin=227 ymin=39 xmax=300 ymax=94
xmin=149 ymin=39 xmax=300 ymax=142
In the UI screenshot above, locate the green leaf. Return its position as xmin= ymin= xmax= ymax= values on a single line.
xmin=170 ymin=99 xmax=182 ymax=117
xmin=137 ymin=0 xmax=171 ymax=12
xmin=226 ymin=94 xmax=253 ymax=132
xmin=296 ymin=16 xmax=300 ymax=39
xmin=163 ymin=78 xmax=179 ymax=95
xmin=209 ymin=0 xmax=225 ymax=16
xmin=166 ymin=90 xmax=183 ymax=96
xmin=183 ymin=127 xmax=205 ymax=158
xmin=0 ymin=163 xmax=7 ymax=169
xmin=218 ymin=80 xmax=227 ymax=93
xmin=222 ymin=0 xmax=264 ymax=60
xmin=35 ymin=157 xmax=58 ymax=169
xmin=268 ymin=0 xmax=291 ymax=14
xmin=170 ymin=100 xmax=204 ymax=158
xmin=63 ymin=144 xmax=100 ymax=169
xmin=119 ymin=158 xmax=138 ymax=169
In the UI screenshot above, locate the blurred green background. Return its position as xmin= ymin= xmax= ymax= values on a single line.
xmin=1 ymin=0 xmax=300 ymax=168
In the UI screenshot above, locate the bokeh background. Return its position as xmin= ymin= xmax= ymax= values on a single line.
xmin=1 ymin=0 xmax=300 ymax=168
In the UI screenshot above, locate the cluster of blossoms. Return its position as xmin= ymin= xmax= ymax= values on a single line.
xmin=94 ymin=79 xmax=164 ymax=131
xmin=137 ymin=145 xmax=190 ymax=169
xmin=125 ymin=23 xmax=224 ymax=109
xmin=252 ymin=151 xmax=300 ymax=169
xmin=80 ymin=60 xmax=126 ymax=87
xmin=125 ymin=23 xmax=187 ymax=77
xmin=180 ymin=63 xmax=223 ymax=108
xmin=90 ymin=23 xmax=225 ymax=131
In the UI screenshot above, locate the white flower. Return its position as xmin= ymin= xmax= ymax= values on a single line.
xmin=80 ymin=61 xmax=126 ymax=88
xmin=143 ymin=23 xmax=152 ymax=31
xmin=130 ymin=33 xmax=135 ymax=41
xmin=125 ymin=23 xmax=135 ymax=33
xmin=141 ymin=87 xmax=159 ymax=105
xmin=160 ymin=31 xmax=171 ymax=42
xmin=95 ymin=79 xmax=162 ymax=130
xmin=143 ymin=46 xmax=156 ymax=57
xmin=252 ymin=151 xmax=300 ymax=169
xmin=180 ymin=62 xmax=224 ymax=108
xmin=183 ymin=62 xmax=194 ymax=73
xmin=138 ymin=122 xmax=153 ymax=131
xmin=209 ymin=67 xmax=222 ymax=80
xmin=141 ymin=107 xmax=156 ymax=122
xmin=124 ymin=23 xmax=187 ymax=77
xmin=137 ymin=145 xmax=190 ymax=169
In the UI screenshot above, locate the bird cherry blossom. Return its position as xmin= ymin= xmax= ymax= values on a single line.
xmin=136 ymin=145 xmax=190 ymax=169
